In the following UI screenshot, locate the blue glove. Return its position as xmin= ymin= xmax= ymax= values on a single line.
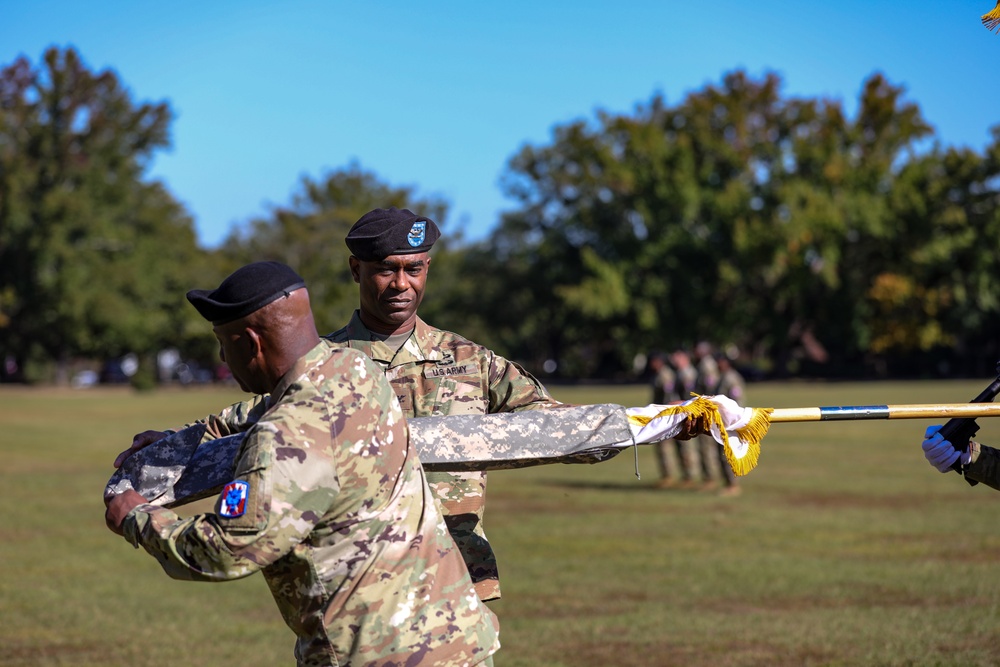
xmin=922 ymin=425 xmax=971 ymax=473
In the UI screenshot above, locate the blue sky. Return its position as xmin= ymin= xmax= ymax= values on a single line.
xmin=3 ymin=1 xmax=999 ymax=248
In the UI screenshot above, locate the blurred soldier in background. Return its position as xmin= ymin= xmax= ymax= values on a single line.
xmin=693 ymin=342 xmax=722 ymax=491
xmin=652 ymin=349 xmax=701 ymax=488
xmin=649 ymin=351 xmax=679 ymax=487
xmin=712 ymin=354 xmax=745 ymax=497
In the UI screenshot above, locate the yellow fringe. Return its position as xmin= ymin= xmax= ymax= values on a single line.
xmin=984 ymin=1 xmax=1000 ymax=33
xmin=730 ymin=407 xmax=772 ymax=476
xmin=628 ymin=397 xmax=774 ymax=476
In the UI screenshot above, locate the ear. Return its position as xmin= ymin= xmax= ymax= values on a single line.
xmin=348 ymin=256 xmax=361 ymax=284
xmin=244 ymin=327 xmax=263 ymax=360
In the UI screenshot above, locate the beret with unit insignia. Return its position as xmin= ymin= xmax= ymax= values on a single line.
xmin=345 ymin=207 xmax=441 ymax=261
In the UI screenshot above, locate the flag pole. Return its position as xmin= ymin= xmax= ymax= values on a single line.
xmin=768 ymin=403 xmax=1000 ymax=423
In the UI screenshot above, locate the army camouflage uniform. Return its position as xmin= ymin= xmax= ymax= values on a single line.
xmin=962 ymin=441 xmax=1000 ymax=490
xmin=119 ymin=343 xmax=500 ymax=667
xmin=651 ymin=363 xmax=679 ymax=481
xmin=650 ymin=364 xmax=676 ymax=406
xmin=186 ymin=315 xmax=560 ymax=601
xmin=694 ymin=354 xmax=723 ymax=484
xmin=326 ymin=312 xmax=561 ymax=601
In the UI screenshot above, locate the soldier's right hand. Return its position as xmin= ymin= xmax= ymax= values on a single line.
xmin=113 ymin=430 xmax=169 ymax=468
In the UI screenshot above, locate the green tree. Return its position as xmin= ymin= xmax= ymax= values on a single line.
xmin=0 ymin=47 xmax=209 ymax=383
xmin=872 ymin=130 xmax=1000 ymax=375
xmin=488 ymin=71 xmax=946 ymax=378
xmin=216 ymin=163 xmax=448 ymax=335
xmin=705 ymin=73 xmax=934 ymax=374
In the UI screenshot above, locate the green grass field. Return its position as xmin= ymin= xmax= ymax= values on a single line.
xmin=3 ymin=380 xmax=1000 ymax=667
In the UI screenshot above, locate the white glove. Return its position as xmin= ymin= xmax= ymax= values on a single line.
xmin=921 ymin=424 xmax=971 ymax=473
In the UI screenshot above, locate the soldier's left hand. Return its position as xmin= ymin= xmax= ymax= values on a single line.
xmin=113 ymin=430 xmax=169 ymax=468
xmin=921 ymin=424 xmax=971 ymax=473
xmin=104 ymin=489 xmax=148 ymax=536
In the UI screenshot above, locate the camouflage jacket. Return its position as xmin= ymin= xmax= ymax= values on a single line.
xmin=714 ymin=368 xmax=746 ymax=404
xmin=695 ymin=355 xmax=720 ymax=395
xmin=651 ymin=366 xmax=678 ymax=404
xmin=676 ymin=365 xmax=698 ymax=397
xmin=326 ymin=312 xmax=562 ymax=601
xmin=964 ymin=441 xmax=1000 ymax=491
xmin=121 ymin=343 xmax=500 ymax=667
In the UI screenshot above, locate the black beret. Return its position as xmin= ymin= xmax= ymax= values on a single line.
xmin=186 ymin=261 xmax=306 ymax=325
xmin=345 ymin=207 xmax=441 ymax=261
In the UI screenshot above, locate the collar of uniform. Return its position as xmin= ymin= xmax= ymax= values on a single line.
xmin=338 ymin=311 xmax=381 ymax=360
xmin=269 ymin=340 xmax=331 ymax=403
xmin=340 ymin=311 xmax=446 ymax=366
xmin=339 ymin=310 xmax=398 ymax=363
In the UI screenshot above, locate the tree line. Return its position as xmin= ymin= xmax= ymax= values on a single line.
xmin=2 ymin=47 xmax=999 ymax=385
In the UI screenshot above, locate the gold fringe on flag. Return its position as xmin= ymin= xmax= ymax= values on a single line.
xmin=627 ymin=396 xmax=773 ymax=477
xmin=984 ymin=1 xmax=1000 ymax=33
xmin=731 ymin=407 xmax=773 ymax=475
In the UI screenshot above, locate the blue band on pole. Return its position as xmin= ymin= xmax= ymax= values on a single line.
xmin=818 ymin=405 xmax=891 ymax=420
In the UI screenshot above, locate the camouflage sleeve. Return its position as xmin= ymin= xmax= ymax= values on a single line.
xmin=964 ymin=441 xmax=1000 ymax=491
xmin=108 ymin=404 xmax=637 ymax=509
xmin=120 ymin=413 xmax=338 ymax=582
xmin=485 ymin=352 xmax=563 ymax=413
xmin=416 ymin=403 xmax=632 ymax=471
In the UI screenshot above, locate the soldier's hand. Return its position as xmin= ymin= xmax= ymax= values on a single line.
xmin=104 ymin=489 xmax=148 ymax=536
xmin=674 ymin=416 xmax=707 ymax=441
xmin=113 ymin=430 xmax=169 ymax=469
xmin=921 ymin=424 xmax=971 ymax=473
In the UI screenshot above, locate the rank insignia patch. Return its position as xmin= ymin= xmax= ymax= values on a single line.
xmin=219 ymin=480 xmax=249 ymax=518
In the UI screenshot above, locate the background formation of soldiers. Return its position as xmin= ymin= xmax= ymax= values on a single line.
xmin=649 ymin=342 xmax=746 ymax=496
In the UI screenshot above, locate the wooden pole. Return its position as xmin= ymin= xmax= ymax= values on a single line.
xmin=768 ymin=403 xmax=1000 ymax=423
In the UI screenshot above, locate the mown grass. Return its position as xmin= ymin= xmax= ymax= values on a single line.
xmin=3 ymin=380 xmax=1000 ymax=666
